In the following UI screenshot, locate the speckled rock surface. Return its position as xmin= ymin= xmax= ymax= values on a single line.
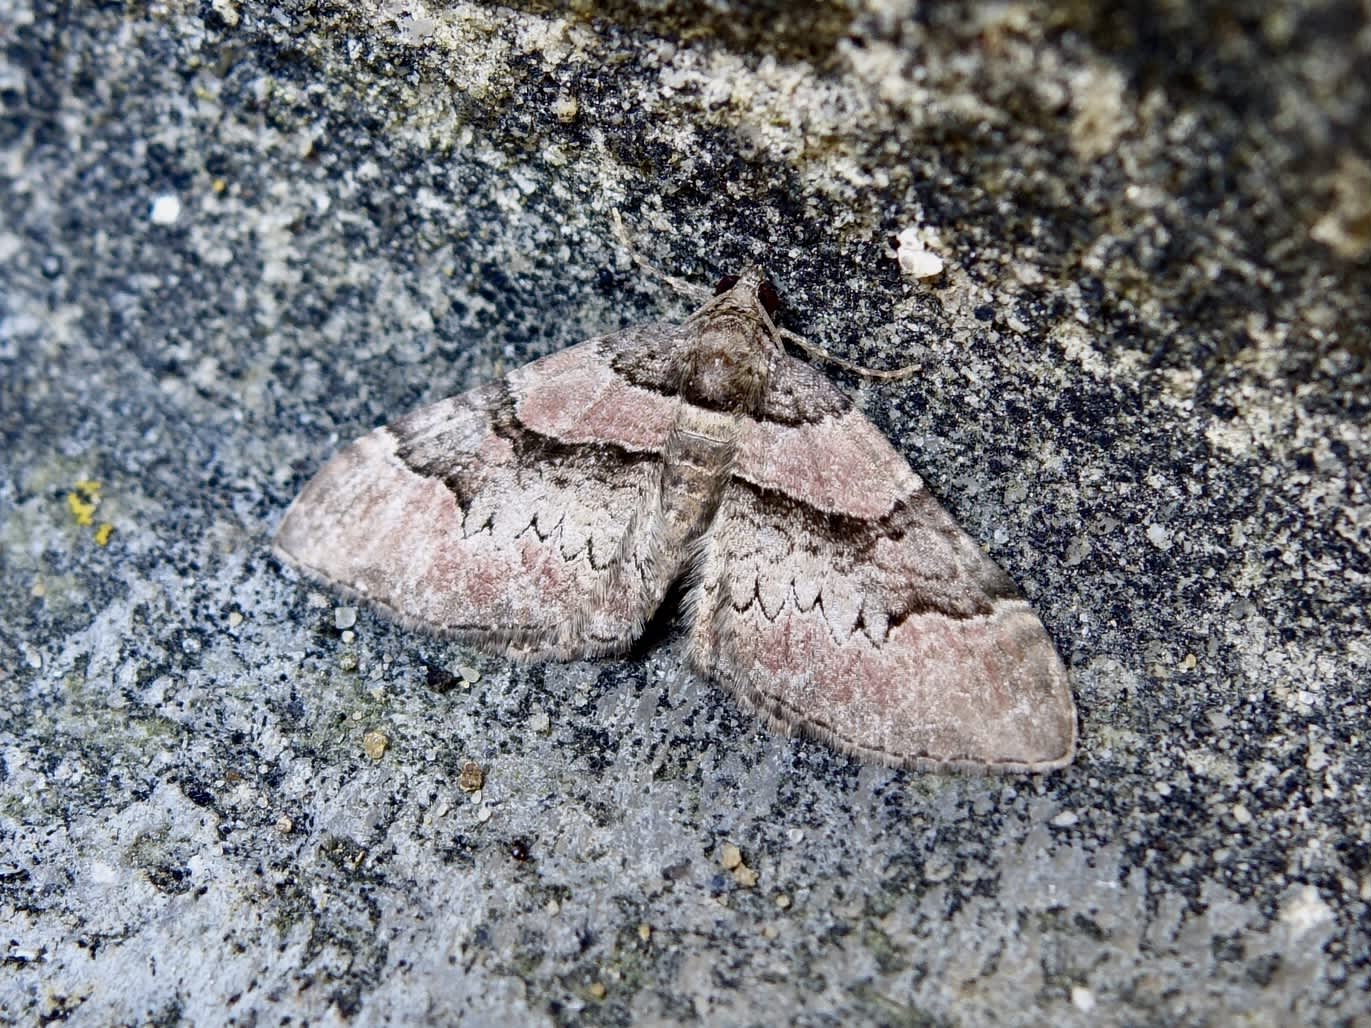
xmin=2 ymin=2 xmax=1368 ymax=1024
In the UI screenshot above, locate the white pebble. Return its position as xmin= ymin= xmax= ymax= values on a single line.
xmin=149 ymin=194 xmax=181 ymax=225
xmin=894 ymin=226 xmax=945 ymax=278
xmin=1071 ymin=986 xmax=1096 ymax=1012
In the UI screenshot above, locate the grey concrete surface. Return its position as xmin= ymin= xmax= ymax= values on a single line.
xmin=1 ymin=2 xmax=1367 ymax=1024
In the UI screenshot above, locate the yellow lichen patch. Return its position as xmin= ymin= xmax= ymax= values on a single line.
xmin=66 ymin=480 xmax=102 ymax=526
xmin=458 ymin=760 xmax=485 ymax=793
xmin=361 ymin=729 xmax=390 ymax=760
xmin=94 ymin=523 xmax=115 ymax=546
xmin=720 ymin=843 xmax=760 ymax=887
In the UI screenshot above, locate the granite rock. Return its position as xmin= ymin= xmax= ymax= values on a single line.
xmin=1 ymin=1 xmax=1367 ymax=1024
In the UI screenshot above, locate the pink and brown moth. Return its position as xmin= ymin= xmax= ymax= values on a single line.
xmin=274 ymin=269 xmax=1077 ymax=772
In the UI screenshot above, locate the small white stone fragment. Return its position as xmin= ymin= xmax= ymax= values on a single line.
xmin=149 ymin=194 xmax=181 ymax=225
xmin=1146 ymin=523 xmax=1172 ymax=550
xmin=334 ymin=606 xmax=358 ymax=630
xmin=553 ymin=94 xmax=579 ymax=123
xmin=1050 ymin=810 xmax=1079 ymax=828
xmin=211 ymin=0 xmax=240 ymax=27
xmin=458 ymin=664 xmax=480 ymax=684
xmin=1071 ymin=986 xmax=1096 ymax=1013
xmin=894 ymin=226 xmax=945 ymax=278
xmin=529 ymin=710 xmax=551 ymax=734
xmin=1279 ymin=885 xmax=1333 ymax=939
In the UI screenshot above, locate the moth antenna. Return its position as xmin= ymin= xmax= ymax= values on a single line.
xmin=610 ymin=209 xmax=713 ymax=304
xmin=776 ymin=325 xmax=922 ymax=381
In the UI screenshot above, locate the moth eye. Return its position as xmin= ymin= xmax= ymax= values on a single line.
xmin=758 ymin=280 xmax=781 ymax=317
xmin=713 ymin=275 xmax=740 ymax=295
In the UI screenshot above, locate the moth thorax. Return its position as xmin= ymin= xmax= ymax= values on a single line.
xmin=680 ymin=324 xmax=768 ymax=413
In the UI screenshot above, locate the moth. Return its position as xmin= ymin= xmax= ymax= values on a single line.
xmin=274 ymin=268 xmax=1077 ymax=771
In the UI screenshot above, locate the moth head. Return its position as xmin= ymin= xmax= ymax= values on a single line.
xmin=713 ymin=270 xmax=782 ymax=320
xmin=695 ymin=267 xmax=784 ymax=346
xmin=680 ymin=267 xmax=780 ymax=413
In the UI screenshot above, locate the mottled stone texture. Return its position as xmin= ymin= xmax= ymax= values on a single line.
xmin=1 ymin=1 xmax=1366 ymax=1025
